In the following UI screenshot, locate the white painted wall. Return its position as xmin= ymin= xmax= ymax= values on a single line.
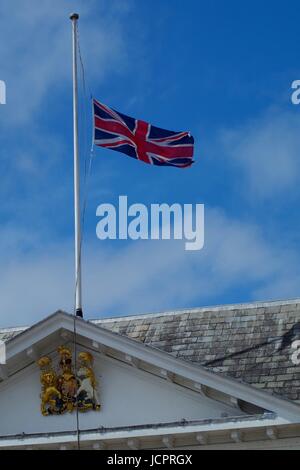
xmin=0 ymin=353 xmax=244 ymax=436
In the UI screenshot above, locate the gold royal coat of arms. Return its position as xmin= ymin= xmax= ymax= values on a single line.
xmin=37 ymin=346 xmax=100 ymax=416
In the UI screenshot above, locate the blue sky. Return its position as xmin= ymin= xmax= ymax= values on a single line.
xmin=1 ymin=0 xmax=300 ymax=327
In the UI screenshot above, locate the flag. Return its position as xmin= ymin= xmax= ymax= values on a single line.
xmin=93 ymin=98 xmax=195 ymax=168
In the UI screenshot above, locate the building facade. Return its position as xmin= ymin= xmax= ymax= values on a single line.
xmin=0 ymin=298 xmax=299 ymax=449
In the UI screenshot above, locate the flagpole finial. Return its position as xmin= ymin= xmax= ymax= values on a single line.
xmin=70 ymin=13 xmax=79 ymax=21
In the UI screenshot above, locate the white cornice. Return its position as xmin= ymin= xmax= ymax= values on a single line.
xmin=0 ymin=416 xmax=297 ymax=449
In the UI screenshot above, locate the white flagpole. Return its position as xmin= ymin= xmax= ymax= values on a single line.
xmin=70 ymin=13 xmax=83 ymax=318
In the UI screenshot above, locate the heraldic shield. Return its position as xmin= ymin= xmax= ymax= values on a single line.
xmin=38 ymin=346 xmax=100 ymax=416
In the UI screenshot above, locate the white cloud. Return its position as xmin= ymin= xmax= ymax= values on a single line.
xmin=0 ymin=0 xmax=129 ymax=125
xmin=0 ymin=208 xmax=298 ymax=327
xmin=220 ymin=108 xmax=300 ymax=200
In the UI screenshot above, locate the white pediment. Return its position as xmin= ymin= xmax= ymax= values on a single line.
xmin=0 ymin=310 xmax=299 ymax=442
xmin=0 ymin=346 xmax=246 ymax=436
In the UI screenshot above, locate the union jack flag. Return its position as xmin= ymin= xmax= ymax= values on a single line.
xmin=93 ymin=98 xmax=194 ymax=168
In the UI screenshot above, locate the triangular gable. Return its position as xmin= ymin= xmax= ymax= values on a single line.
xmin=1 ymin=311 xmax=299 ymax=428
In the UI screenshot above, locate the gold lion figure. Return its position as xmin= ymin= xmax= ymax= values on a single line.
xmin=38 ymin=356 xmax=64 ymax=416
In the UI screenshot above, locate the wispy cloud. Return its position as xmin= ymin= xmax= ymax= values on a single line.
xmin=0 ymin=0 xmax=129 ymax=125
xmin=220 ymin=108 xmax=300 ymax=200
xmin=1 ymin=208 xmax=298 ymax=327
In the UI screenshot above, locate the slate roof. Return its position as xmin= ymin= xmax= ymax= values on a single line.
xmin=1 ymin=299 xmax=300 ymax=402
xmin=94 ymin=299 xmax=300 ymax=402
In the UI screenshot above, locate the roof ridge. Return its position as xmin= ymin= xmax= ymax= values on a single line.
xmin=91 ymin=297 xmax=300 ymax=323
xmin=1 ymin=298 xmax=300 ymax=330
